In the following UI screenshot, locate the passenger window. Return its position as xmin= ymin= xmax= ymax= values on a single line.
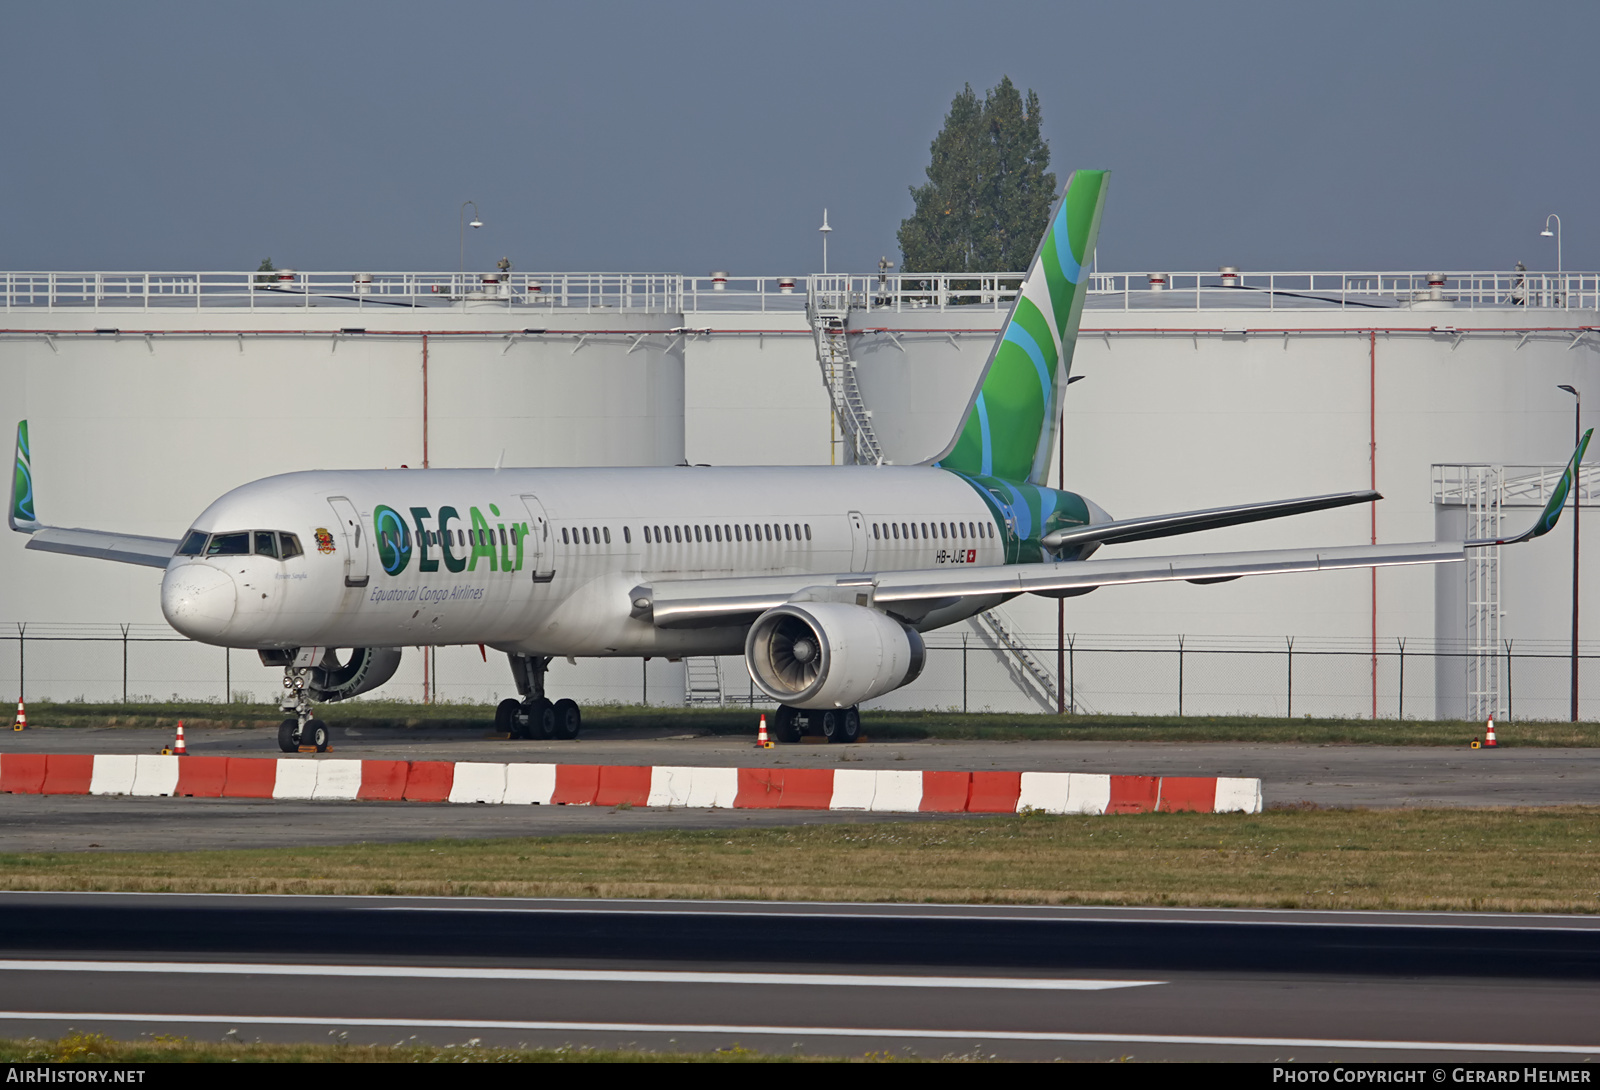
xmin=623 ymin=526 xmax=631 ymax=544
xmin=561 ymin=528 xmax=569 ymax=544
xmin=279 ymin=533 xmax=303 ymax=559
xmin=783 ymin=524 xmax=792 ymax=541
xmin=603 ymin=527 xmax=611 ymax=544
xmin=804 ymin=524 xmax=811 ymax=540
xmin=693 ymin=525 xmax=702 ymax=543
xmin=254 ymin=531 xmax=279 ymax=558
xmin=177 ymin=530 xmax=208 ymax=556
xmin=206 ymin=532 xmax=249 ymax=556
xmin=673 ymin=526 xmax=682 ymax=543
xmin=582 ymin=527 xmax=590 ymax=545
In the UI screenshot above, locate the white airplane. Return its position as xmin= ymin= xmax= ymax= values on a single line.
xmin=9 ymin=171 xmax=1588 ymax=751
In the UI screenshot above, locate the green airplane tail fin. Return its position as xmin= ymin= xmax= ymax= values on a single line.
xmin=930 ymin=169 xmax=1109 ymax=485
xmin=9 ymin=421 xmax=39 ymax=533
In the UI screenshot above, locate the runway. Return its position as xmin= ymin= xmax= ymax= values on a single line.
xmin=1 ymin=894 xmax=1596 ymax=1061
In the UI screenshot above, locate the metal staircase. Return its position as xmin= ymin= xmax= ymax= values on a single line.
xmin=684 ymin=656 xmax=724 ymax=706
xmin=972 ymin=609 xmax=1059 ymax=712
xmin=807 ymin=279 xmax=884 ymax=466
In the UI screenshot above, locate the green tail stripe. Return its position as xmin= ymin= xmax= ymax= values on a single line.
xmin=932 ymin=169 xmax=1108 ymax=486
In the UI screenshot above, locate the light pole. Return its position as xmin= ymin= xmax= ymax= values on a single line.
xmin=459 ymin=201 xmax=483 ymax=292
xmin=1560 ymin=383 xmax=1581 ymax=721
xmin=818 ymin=209 xmax=832 ymax=275
xmin=1541 ymin=214 xmax=1562 ymax=274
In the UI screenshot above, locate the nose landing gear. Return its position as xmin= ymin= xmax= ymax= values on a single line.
xmin=278 ymin=668 xmax=329 ymax=753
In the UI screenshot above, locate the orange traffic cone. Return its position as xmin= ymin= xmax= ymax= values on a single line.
xmin=12 ymin=700 xmax=24 ymax=731
xmin=1484 ymin=717 xmax=1498 ymax=748
xmin=172 ymin=720 xmax=188 ymax=757
xmin=755 ymin=713 xmax=773 ymax=749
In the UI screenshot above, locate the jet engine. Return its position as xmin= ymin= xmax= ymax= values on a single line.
xmin=305 ymin=647 xmax=403 ymax=702
xmin=745 ymin=603 xmax=925 ymax=710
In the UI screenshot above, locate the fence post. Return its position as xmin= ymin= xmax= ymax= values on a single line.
xmin=1286 ymin=636 xmax=1294 ymax=718
xmin=1068 ymin=634 xmax=1075 ymax=716
xmin=225 ymin=647 xmax=230 ymax=703
xmin=962 ymin=633 xmax=969 ymax=714
xmin=1504 ymin=638 xmax=1513 ymax=721
xmin=121 ymin=624 xmax=130 ymax=703
xmin=1397 ymin=636 xmax=1406 ymax=722
xmin=642 ymin=658 xmax=648 ymax=707
xmin=15 ymin=623 xmax=23 ymax=704
xmin=1177 ymin=634 xmax=1185 ymax=717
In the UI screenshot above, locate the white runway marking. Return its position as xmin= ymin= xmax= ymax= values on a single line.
xmin=0 ymin=960 xmax=1161 ymax=991
xmin=0 ymin=1012 xmax=1593 ymax=1055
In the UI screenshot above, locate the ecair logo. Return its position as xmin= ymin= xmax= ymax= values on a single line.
xmin=373 ymin=503 xmax=530 ymax=577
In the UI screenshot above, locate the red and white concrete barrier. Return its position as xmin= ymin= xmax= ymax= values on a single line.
xmin=0 ymin=753 xmax=1262 ymax=814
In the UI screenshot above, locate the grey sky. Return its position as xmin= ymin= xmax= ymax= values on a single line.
xmin=2 ymin=1 xmax=1592 ymax=275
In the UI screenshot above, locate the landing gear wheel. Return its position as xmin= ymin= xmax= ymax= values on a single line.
xmin=840 ymin=706 xmax=862 ymax=744
xmin=528 ymin=698 xmax=556 ymax=740
xmin=495 ymin=698 xmax=526 ymax=738
xmin=772 ymin=705 xmax=802 ymax=744
xmin=277 ymin=718 xmax=299 ymax=753
xmin=553 ymin=698 xmax=582 ymax=740
xmin=304 ymin=719 xmax=330 ymax=752
xmin=821 ymin=709 xmax=842 ymax=743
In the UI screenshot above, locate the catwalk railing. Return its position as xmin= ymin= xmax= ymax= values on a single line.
xmin=4 ymin=270 xmax=1594 ymax=314
xmin=4 ymin=625 xmax=1597 ymax=721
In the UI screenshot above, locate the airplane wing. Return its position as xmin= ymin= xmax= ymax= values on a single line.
xmin=1042 ymin=490 xmax=1379 ymax=550
xmin=637 ymin=540 xmax=1463 ymax=628
xmin=9 ymin=421 xmax=179 ymax=569
xmin=638 ymin=429 xmax=1592 ymax=630
xmin=22 ymin=527 xmax=179 ymax=569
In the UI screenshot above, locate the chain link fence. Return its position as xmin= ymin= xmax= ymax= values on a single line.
xmin=2 ymin=623 xmax=1596 ymax=720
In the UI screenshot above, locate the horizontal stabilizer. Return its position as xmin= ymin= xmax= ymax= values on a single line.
xmin=26 ymin=527 xmax=179 ymax=569
xmin=1041 ymin=490 xmax=1380 ymax=551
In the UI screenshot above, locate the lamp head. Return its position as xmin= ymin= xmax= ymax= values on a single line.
xmin=1559 ymin=384 xmax=1579 ymax=397
xmin=1542 ymin=228 xmax=1555 ymax=238
xmin=470 ymin=218 xmax=483 ymax=229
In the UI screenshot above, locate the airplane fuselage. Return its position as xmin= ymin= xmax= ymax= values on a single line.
xmin=160 ymin=465 xmax=1099 ymax=657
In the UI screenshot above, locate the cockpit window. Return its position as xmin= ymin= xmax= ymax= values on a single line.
xmin=279 ymin=532 xmax=303 ymax=559
xmin=177 ymin=530 xmax=208 ymax=556
xmin=205 ymin=532 xmax=250 ymax=556
xmin=253 ymin=531 xmax=279 ymax=559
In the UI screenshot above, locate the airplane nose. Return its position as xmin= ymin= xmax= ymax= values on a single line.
xmin=161 ymin=564 xmax=237 ymax=643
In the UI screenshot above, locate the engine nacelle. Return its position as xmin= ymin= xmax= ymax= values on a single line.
xmin=306 ymin=646 xmax=403 ymax=702
xmin=745 ymin=603 xmax=925 ymax=710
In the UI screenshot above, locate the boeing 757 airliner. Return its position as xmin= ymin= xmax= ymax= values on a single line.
xmin=9 ymin=172 xmax=1587 ymax=749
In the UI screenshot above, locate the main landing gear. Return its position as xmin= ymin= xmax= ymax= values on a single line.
xmin=277 ymin=667 xmax=329 ymax=753
xmin=770 ymin=704 xmax=861 ymax=744
xmin=496 ymin=654 xmax=582 ymax=741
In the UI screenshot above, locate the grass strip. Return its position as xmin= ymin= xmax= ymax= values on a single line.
xmin=21 ymin=700 xmax=1600 ymax=746
xmin=0 ymin=1031 xmax=900 ymax=1063
xmin=2 ymin=808 xmax=1597 ymax=913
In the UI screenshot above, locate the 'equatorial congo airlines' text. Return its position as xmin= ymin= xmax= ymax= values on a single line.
xmin=9 ymin=172 xmax=1586 ymax=750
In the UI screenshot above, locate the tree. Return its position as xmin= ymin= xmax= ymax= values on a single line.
xmin=898 ymin=77 xmax=1056 ymax=273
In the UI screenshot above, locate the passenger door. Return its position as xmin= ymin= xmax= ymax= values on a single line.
xmin=326 ymin=496 xmax=369 ymax=587
xmin=519 ymin=494 xmax=555 ymax=583
xmin=848 ymin=510 xmax=869 ymax=573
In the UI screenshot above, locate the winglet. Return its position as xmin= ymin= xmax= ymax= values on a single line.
xmin=1472 ymin=427 xmax=1592 ymax=546
xmin=9 ymin=421 xmax=40 ymax=534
